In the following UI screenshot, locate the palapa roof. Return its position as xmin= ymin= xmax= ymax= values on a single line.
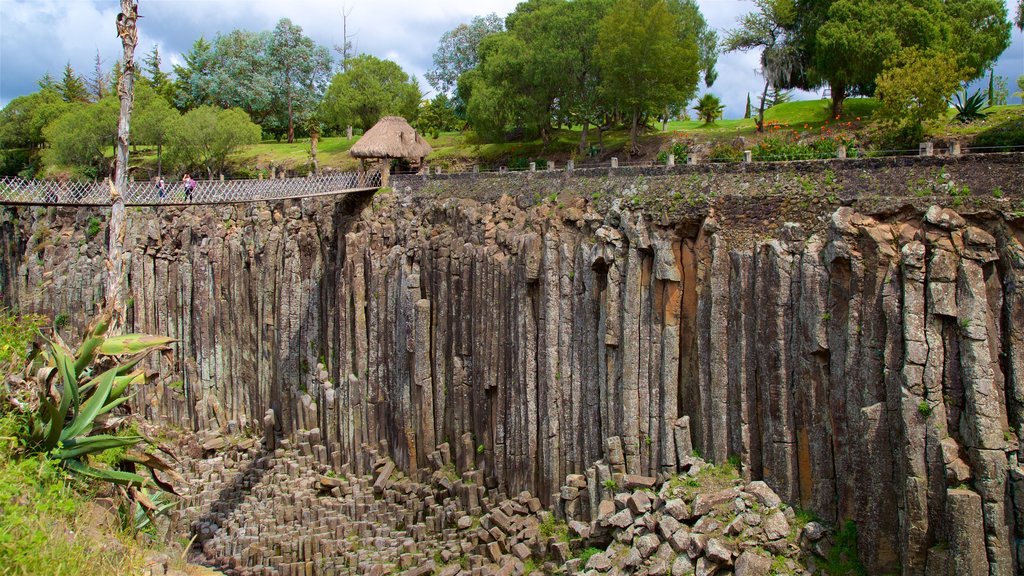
xmin=349 ymin=116 xmax=433 ymax=160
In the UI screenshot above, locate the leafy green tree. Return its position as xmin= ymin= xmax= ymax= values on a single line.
xmin=133 ymin=83 xmax=180 ymax=177
xmin=462 ymin=1 xmax=613 ymax=144
xmin=269 ymin=18 xmax=333 ymax=143
xmin=1015 ymin=75 xmax=1024 ymax=101
xmin=37 ymin=72 xmax=58 ymax=92
xmin=0 ymin=89 xmax=70 ymax=149
xmin=789 ymin=0 xmax=1011 ymax=116
xmin=321 ymin=54 xmax=421 ymax=132
xmin=57 ymin=62 xmax=90 ymax=103
xmin=206 ymin=30 xmax=276 ymax=125
xmin=875 ymin=48 xmax=964 ymax=144
xmin=694 ymin=93 xmax=725 ymax=124
xmin=666 ymin=0 xmax=719 ymax=87
xmin=172 ymin=37 xmax=214 ymax=111
xmin=1017 ymin=0 xmax=1023 ymax=30
xmin=415 ymin=94 xmax=460 ymax=138
xmin=41 ymin=97 xmax=119 ymax=177
xmin=597 ymin=0 xmax=700 ymax=154
xmin=164 ymin=106 xmax=261 ymax=178
xmin=725 ymin=0 xmax=799 ymax=131
xmin=142 ymin=44 xmax=174 ymax=104
xmin=426 ymin=14 xmax=505 ymax=96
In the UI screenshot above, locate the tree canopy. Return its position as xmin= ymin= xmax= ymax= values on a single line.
xmin=164 ymin=106 xmax=261 ymax=178
xmin=426 ymin=14 xmax=505 ymax=96
xmin=598 ymin=0 xmax=701 ymax=153
xmin=320 ymin=54 xmax=421 ymax=132
xmin=788 ymin=0 xmax=1011 ymax=115
xmin=268 ymin=18 xmax=333 ymax=143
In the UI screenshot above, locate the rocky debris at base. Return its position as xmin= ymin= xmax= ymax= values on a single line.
xmin=179 ymin=428 xmax=836 ymax=576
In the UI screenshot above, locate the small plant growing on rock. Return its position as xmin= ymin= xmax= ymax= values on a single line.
xmin=85 ymin=217 xmax=102 ymax=240
xmin=602 ymin=478 xmax=619 ymax=492
xmin=918 ymin=401 xmax=932 ymax=417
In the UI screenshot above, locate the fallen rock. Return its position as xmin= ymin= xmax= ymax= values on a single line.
xmin=734 ymin=550 xmax=772 ymax=576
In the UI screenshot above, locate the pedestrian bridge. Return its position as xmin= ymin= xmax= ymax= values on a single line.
xmin=0 ymin=171 xmax=382 ymax=207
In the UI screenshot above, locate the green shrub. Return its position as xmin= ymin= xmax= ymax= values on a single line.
xmin=85 ymin=217 xmax=102 ymax=240
xmin=657 ymin=142 xmax=690 ymax=164
xmin=972 ymin=117 xmax=1024 ymax=151
xmin=820 ymin=520 xmax=867 ymax=576
xmin=0 ymin=309 xmax=46 ymax=370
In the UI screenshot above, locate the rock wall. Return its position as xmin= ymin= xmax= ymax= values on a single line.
xmin=2 ymin=156 xmax=1023 ymax=575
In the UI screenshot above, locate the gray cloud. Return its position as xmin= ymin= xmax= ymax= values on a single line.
xmin=2 ymin=0 xmax=1021 ymax=118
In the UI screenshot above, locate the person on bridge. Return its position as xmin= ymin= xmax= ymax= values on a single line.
xmin=157 ymin=177 xmax=166 ymax=201
xmin=182 ymin=174 xmax=196 ymax=202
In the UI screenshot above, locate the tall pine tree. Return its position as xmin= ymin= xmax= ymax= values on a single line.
xmin=58 ymin=62 xmax=90 ymax=103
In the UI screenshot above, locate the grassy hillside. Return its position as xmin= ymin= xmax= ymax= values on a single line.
xmin=118 ymin=98 xmax=1021 ymax=178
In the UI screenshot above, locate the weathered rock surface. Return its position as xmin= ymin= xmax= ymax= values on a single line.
xmin=3 ymin=161 xmax=1022 ymax=576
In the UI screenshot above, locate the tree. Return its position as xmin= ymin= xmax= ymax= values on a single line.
xmin=142 ymin=44 xmax=174 ymax=104
xmin=321 ymin=55 xmax=421 ymax=132
xmin=57 ymin=62 xmax=90 ymax=103
xmin=874 ymin=48 xmax=964 ymax=142
xmin=269 ymin=18 xmax=333 ymax=143
xmin=597 ymin=0 xmax=701 ymax=154
xmin=37 ymin=72 xmax=58 ymax=92
xmin=724 ymin=0 xmax=799 ymax=131
xmin=172 ymin=37 xmax=214 ymax=111
xmin=87 ymin=51 xmax=108 ymax=102
xmin=205 ymin=30 xmax=276 ymax=125
xmin=133 ymin=83 xmax=179 ymax=177
xmin=334 ymin=2 xmax=357 ymax=72
xmin=164 ymin=106 xmax=261 ymax=178
xmin=1017 ymin=0 xmax=1023 ymax=30
xmin=0 ymin=89 xmax=71 ymax=149
xmin=666 ymin=0 xmax=719 ymax=87
xmin=41 ymin=97 xmax=119 ymax=177
xmin=788 ymin=0 xmax=1011 ymax=116
xmin=414 ymin=94 xmax=460 ymax=138
xmin=694 ymin=93 xmax=724 ymax=124
xmin=744 ymin=93 xmax=752 ymax=119
xmin=426 ymin=14 xmax=505 ymax=96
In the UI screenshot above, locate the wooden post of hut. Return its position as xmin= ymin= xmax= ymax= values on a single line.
xmin=350 ymin=116 xmax=433 ymax=189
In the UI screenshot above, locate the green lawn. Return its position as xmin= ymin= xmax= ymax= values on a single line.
xmin=119 ymin=98 xmax=1019 ymax=176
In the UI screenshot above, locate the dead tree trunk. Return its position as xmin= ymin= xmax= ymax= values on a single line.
xmin=109 ymin=0 xmax=138 ymax=334
xmin=310 ymin=128 xmax=320 ymax=174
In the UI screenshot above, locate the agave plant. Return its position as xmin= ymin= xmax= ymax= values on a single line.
xmin=23 ymin=313 xmax=178 ymax=488
xmin=953 ymin=88 xmax=988 ymax=123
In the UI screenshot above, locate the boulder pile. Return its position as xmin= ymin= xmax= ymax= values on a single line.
xmin=178 ymin=426 xmax=838 ymax=575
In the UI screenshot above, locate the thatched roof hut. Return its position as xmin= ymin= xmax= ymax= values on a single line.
xmin=349 ymin=116 xmax=432 ymax=161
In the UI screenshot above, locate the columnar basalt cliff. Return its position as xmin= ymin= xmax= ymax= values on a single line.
xmin=2 ymin=155 xmax=1022 ymax=575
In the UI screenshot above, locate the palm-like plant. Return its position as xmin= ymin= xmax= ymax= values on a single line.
xmin=22 ymin=313 xmax=178 ymax=489
xmin=953 ymin=88 xmax=988 ymax=123
xmin=695 ymin=94 xmax=725 ymax=125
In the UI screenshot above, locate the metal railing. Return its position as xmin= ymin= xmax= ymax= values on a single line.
xmin=0 ymin=171 xmax=382 ymax=207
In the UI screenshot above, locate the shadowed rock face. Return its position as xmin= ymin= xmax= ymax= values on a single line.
xmin=2 ymin=162 xmax=1023 ymax=575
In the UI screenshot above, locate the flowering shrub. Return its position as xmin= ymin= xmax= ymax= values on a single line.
xmin=752 ymin=119 xmax=858 ymax=161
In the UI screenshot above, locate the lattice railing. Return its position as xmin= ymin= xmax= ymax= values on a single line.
xmin=0 ymin=171 xmax=381 ymax=207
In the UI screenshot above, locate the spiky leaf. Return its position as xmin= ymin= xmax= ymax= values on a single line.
xmin=65 ymin=459 xmax=151 ymax=487
xmin=55 ymin=434 xmax=142 ymax=460
xmin=61 ymin=366 xmax=116 ymax=441
xmin=72 ymin=316 xmax=109 ymax=376
xmin=98 ymin=335 xmax=176 ymax=356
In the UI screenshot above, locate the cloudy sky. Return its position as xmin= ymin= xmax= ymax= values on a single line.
xmin=1 ymin=0 xmax=1022 ymax=118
